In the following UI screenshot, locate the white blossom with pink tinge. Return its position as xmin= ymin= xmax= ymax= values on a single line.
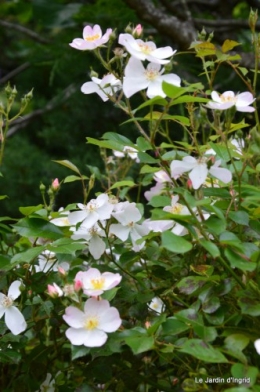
xmin=123 ymin=57 xmax=181 ymax=98
xmin=81 ymin=74 xmax=122 ymax=102
xmin=63 ymin=298 xmax=121 ymax=347
xmin=205 ymin=91 xmax=255 ymax=112
xmin=71 ymin=223 xmax=106 ymax=260
xmin=75 ymin=268 xmax=122 ymax=296
xmin=69 ymin=24 xmax=112 ymax=50
xmin=170 ymin=156 xmax=232 ymax=190
xmin=68 ymin=193 xmax=114 ymax=229
xmin=0 ymin=281 xmax=27 ymax=335
xmin=119 ymin=33 xmax=176 ymax=64
xmin=109 ymin=201 xmax=149 ymax=250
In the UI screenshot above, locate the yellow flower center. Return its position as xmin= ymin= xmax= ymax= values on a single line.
xmin=90 ymin=278 xmax=105 ymax=290
xmin=170 ymin=204 xmax=184 ymax=214
xmin=138 ymin=43 xmax=153 ymax=54
xmin=1 ymin=296 xmax=13 ymax=308
xmin=84 ymin=317 xmax=99 ymax=330
xmin=85 ymin=33 xmax=101 ymax=42
xmin=220 ymin=93 xmax=236 ymax=103
xmin=145 ymin=69 xmax=159 ymax=81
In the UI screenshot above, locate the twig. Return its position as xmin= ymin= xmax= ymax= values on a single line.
xmin=0 ymin=19 xmax=50 ymax=44
xmin=0 ymin=62 xmax=30 ymax=85
xmin=6 ymin=83 xmax=78 ymax=137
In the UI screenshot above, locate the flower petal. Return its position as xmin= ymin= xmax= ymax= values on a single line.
xmin=8 ymin=280 xmax=22 ymax=300
xmin=5 ymin=306 xmax=27 ymax=335
xmin=63 ymin=306 xmax=85 ymax=328
xmin=189 ymin=164 xmax=208 ymax=189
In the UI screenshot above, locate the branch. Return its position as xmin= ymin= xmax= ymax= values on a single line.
xmin=0 ymin=63 xmax=30 ymax=85
xmin=6 ymin=84 xmax=78 ymax=137
xmin=124 ymin=0 xmax=196 ymax=49
xmin=194 ymin=18 xmax=260 ymax=29
xmin=0 ymin=20 xmax=50 ymax=44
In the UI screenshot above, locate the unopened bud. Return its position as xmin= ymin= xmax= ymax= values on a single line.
xmin=109 ymin=30 xmax=117 ymax=41
xmin=198 ymin=28 xmax=207 ymax=41
xmin=90 ymin=69 xmax=99 ymax=78
xmin=249 ymin=9 xmax=258 ymax=32
xmin=24 ymin=88 xmax=33 ymax=102
xmin=47 ymin=283 xmax=63 ymax=298
xmin=125 ymin=23 xmax=132 ymax=34
xmin=39 ymin=183 xmax=46 ymax=192
xmin=133 ymin=24 xmax=143 ymax=38
xmin=74 ymin=279 xmax=83 ymax=292
xmin=11 ymin=85 xmax=18 ymax=98
xmin=187 ymin=178 xmax=193 ymax=189
xmin=51 ymin=178 xmax=60 ymax=191
xmin=88 ymin=174 xmax=95 ymax=191
xmin=5 ymin=83 xmax=12 ymax=98
xmin=58 ymin=265 xmax=66 ymax=276
xmin=113 ymin=47 xmax=125 ymax=58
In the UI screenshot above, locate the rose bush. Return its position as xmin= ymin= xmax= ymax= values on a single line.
xmin=1 ymin=15 xmax=260 ymax=392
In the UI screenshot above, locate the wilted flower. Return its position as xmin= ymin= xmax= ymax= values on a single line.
xmin=81 ymin=74 xmax=121 ymax=102
xmin=69 ymin=24 xmax=112 ymax=50
xmin=0 ymin=281 xmax=27 ymax=335
xmin=63 ymin=298 xmax=121 ymax=347
xmin=119 ymin=33 xmax=176 ymax=64
xmin=123 ymin=57 xmax=181 ymax=98
xmin=205 ymin=91 xmax=255 ymax=112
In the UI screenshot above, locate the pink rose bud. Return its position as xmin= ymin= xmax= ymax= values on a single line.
xmin=52 ymin=178 xmax=60 ymax=190
xmin=145 ymin=321 xmax=151 ymax=329
xmin=133 ymin=24 xmax=143 ymax=37
xmin=47 ymin=283 xmax=63 ymax=298
xmin=187 ymin=178 xmax=193 ymax=189
xmin=58 ymin=266 xmax=67 ymax=276
xmin=74 ymin=279 xmax=83 ymax=292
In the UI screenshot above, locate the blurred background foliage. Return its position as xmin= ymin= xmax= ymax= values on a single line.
xmin=0 ymin=0 xmax=257 ymax=216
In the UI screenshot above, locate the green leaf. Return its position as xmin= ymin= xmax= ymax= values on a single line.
xmin=162 ymin=82 xmax=190 ymax=99
xmin=169 ymin=95 xmax=209 ymax=106
xmin=0 ymin=195 xmax=8 ymax=200
xmin=11 ymin=246 xmax=45 ymax=265
xmin=53 ymin=159 xmax=81 ymax=175
xmin=138 ymin=152 xmax=158 ymax=163
xmin=87 ymin=137 xmax=123 ymax=151
xmin=202 ymin=297 xmax=221 ymax=314
xmin=224 ymin=334 xmax=249 ymax=352
xmin=161 ymin=231 xmax=192 ymax=254
xmin=125 ymin=335 xmax=154 ymax=354
xmin=238 ymin=295 xmax=260 ymax=316
xmin=231 ymin=363 xmax=257 ymax=385
xmin=13 ymin=217 xmax=64 ymax=240
xmin=221 ymin=39 xmax=241 ymax=53
xmin=102 ymin=132 xmax=135 ymax=147
xmin=204 ymin=216 xmax=226 ymax=236
xmin=161 ymin=317 xmax=190 ymax=336
xmin=0 ymin=254 xmax=11 ymax=270
xmin=136 ymin=137 xmax=152 ymax=151
xmin=47 ymin=238 xmax=86 ymax=255
xmin=229 ymin=211 xmax=249 ymax=226
xmin=71 ymin=345 xmax=90 ymax=361
xmin=64 ymin=175 xmax=87 ymax=183
xmin=109 ymin=180 xmax=136 ymax=190
xmin=179 ymin=339 xmax=228 ymax=363
xmin=148 ymin=195 xmax=171 ymax=207
xmin=140 ymin=165 xmax=159 ymax=174
xmin=199 ymin=239 xmax=220 ymax=258
xmin=19 ymin=204 xmax=44 ymax=216
xmin=134 ymin=96 xmax=168 ymax=112
xmin=193 ymin=325 xmax=218 ymax=343
xmin=177 ymin=276 xmax=208 ymax=295
xmin=208 ymin=142 xmax=231 ymax=162
xmin=224 ymin=248 xmax=256 ymax=272
xmin=0 ymin=350 xmax=21 ymax=364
